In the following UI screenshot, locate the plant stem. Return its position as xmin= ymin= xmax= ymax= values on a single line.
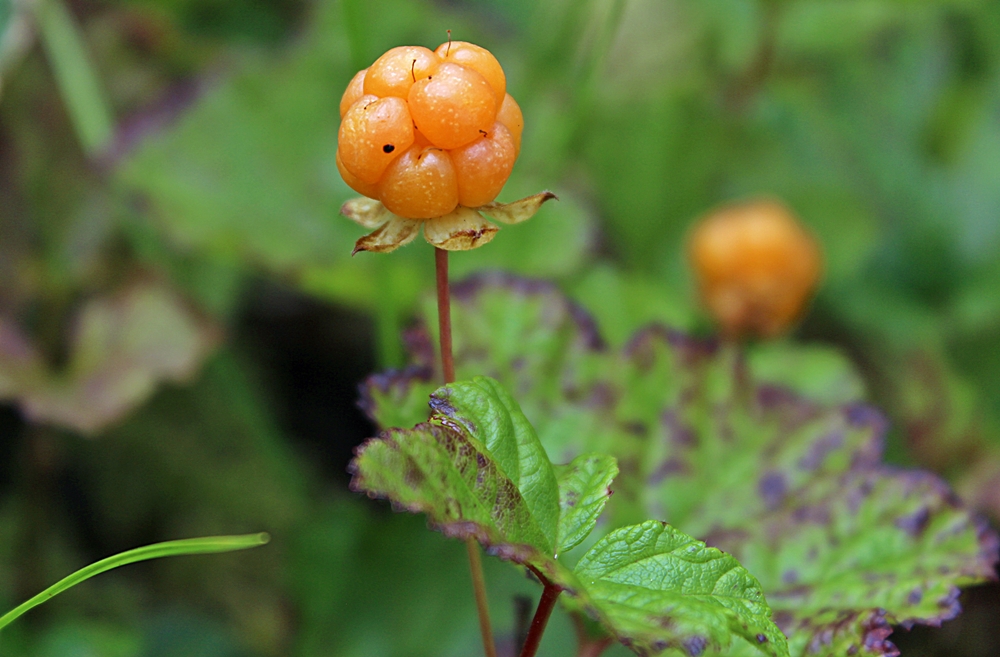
xmin=465 ymin=537 xmax=496 ymax=657
xmin=435 ymin=247 xmax=456 ymax=384
xmin=435 ymin=246 xmax=494 ymax=657
xmin=519 ymin=577 xmax=562 ymax=657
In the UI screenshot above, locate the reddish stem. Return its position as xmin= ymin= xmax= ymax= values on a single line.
xmin=519 ymin=578 xmax=562 ymax=657
xmin=435 ymin=246 xmax=495 ymax=657
xmin=435 ymin=247 xmax=456 ymax=384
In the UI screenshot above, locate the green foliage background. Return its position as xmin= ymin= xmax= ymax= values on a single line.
xmin=0 ymin=0 xmax=998 ymax=655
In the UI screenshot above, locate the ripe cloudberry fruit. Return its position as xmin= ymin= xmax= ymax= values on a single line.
xmin=688 ymin=199 xmax=823 ymax=338
xmin=434 ymin=41 xmax=506 ymax=106
xmin=337 ymin=40 xmax=516 ymax=218
xmin=338 ymin=95 xmax=415 ymax=185
xmin=365 ymin=46 xmax=441 ymax=99
xmin=338 ymin=39 xmax=554 ymax=252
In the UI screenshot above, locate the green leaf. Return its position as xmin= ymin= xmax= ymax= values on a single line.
xmin=352 ymin=376 xmax=788 ymax=656
xmin=746 ymin=341 xmax=867 ymax=406
xmin=431 ymin=377 xmax=561 ymax=549
xmin=351 ymin=376 xmax=563 ymax=560
xmin=0 ymin=533 xmax=269 ymax=631
xmin=573 ymin=521 xmax=787 ymax=657
xmin=360 ymin=274 xmax=999 ymax=656
xmin=555 ymin=453 xmax=618 ymax=554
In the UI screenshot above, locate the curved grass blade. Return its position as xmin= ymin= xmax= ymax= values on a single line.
xmin=0 ymin=533 xmax=270 ymax=631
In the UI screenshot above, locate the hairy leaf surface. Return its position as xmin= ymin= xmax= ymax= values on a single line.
xmin=572 ymin=521 xmax=787 ymax=657
xmin=555 ymin=453 xmax=618 ymax=554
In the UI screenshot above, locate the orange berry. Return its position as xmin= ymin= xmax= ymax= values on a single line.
xmin=450 ymin=122 xmax=516 ymax=207
xmin=364 ymin=46 xmax=441 ymax=99
xmin=688 ymin=200 xmax=822 ymax=338
xmin=378 ymin=144 xmax=459 ymax=219
xmin=495 ymin=93 xmax=523 ymax=157
xmin=408 ymin=62 xmax=497 ymax=150
xmin=434 ymin=40 xmax=506 ymax=106
xmin=338 ymin=95 xmax=415 ymax=185
xmin=339 ymin=69 xmax=367 ymax=118
xmin=336 ymin=149 xmax=380 ymax=198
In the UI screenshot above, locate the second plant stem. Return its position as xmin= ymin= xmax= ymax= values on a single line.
xmin=435 ymin=247 xmax=495 ymax=657
xmin=519 ymin=571 xmax=562 ymax=657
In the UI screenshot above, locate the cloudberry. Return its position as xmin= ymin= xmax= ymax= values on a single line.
xmin=364 ymin=46 xmax=441 ymax=99
xmin=434 ymin=41 xmax=506 ymax=106
xmin=379 ymin=143 xmax=459 ymax=219
xmin=339 ymin=69 xmax=367 ymax=118
xmin=495 ymin=94 xmax=523 ymax=156
xmin=338 ymin=95 xmax=415 ymax=185
xmin=688 ymin=199 xmax=823 ymax=338
xmin=337 ymin=39 xmax=518 ymax=220
xmin=450 ymin=122 xmax=516 ymax=208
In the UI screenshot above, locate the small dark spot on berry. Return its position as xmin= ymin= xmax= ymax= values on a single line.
xmin=479 ymin=129 xmax=488 ymax=137
xmin=383 ymin=144 xmax=395 ymax=153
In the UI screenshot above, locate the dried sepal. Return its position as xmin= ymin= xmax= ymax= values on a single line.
xmin=343 ymin=191 xmax=554 ymax=255
xmin=477 ymin=191 xmax=557 ymax=225
xmin=341 ymin=197 xmax=392 ymax=230
xmin=353 ymin=216 xmax=422 ymax=254
xmin=423 ymin=206 xmax=498 ymax=251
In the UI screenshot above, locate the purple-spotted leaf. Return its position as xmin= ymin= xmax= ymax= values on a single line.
xmin=360 ymin=273 xmax=999 ymax=657
xmin=351 ymin=376 xmax=595 ymax=567
xmin=360 ymin=272 xmax=610 ymax=463
xmin=351 ymin=375 xmax=787 ymax=656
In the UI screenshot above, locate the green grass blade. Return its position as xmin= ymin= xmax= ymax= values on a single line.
xmin=0 ymin=533 xmax=270 ymax=631
xmin=34 ymin=0 xmax=115 ymax=156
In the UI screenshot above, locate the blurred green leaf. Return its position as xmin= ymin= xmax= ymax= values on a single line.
xmin=0 ymin=281 xmax=218 ymax=433
xmin=353 ymin=376 xmax=583 ymax=560
xmin=571 ymin=264 xmax=696 ymax=347
xmin=30 ymin=621 xmax=141 ymax=657
xmin=747 ymin=340 xmax=866 ymax=405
